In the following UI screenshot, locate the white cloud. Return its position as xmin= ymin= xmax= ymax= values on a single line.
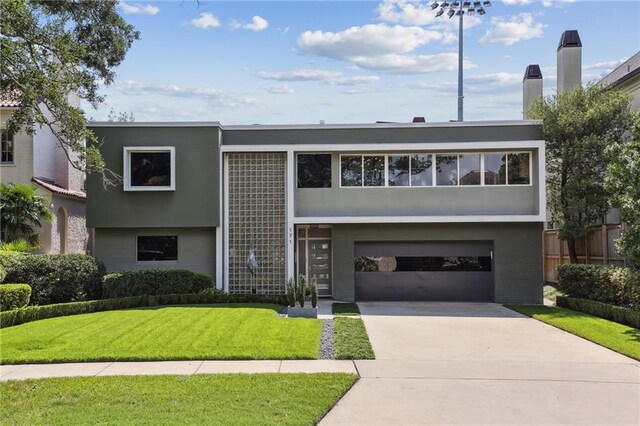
xmin=118 ymin=1 xmax=159 ymax=15
xmin=541 ymin=0 xmax=577 ymax=7
xmin=265 ymin=84 xmax=295 ymax=94
xmin=118 ymin=80 xmax=258 ymax=108
xmin=257 ymin=69 xmax=380 ymax=85
xmin=231 ymin=16 xmax=269 ymax=32
xmin=378 ymin=0 xmax=482 ymax=30
xmin=297 ymin=23 xmax=464 ymax=74
xmin=479 ymin=13 xmax=545 ymax=45
xmin=584 ymin=58 xmax=628 ymax=71
xmin=502 ymin=0 xmax=533 ymax=5
xmin=191 ymin=13 xmax=220 ymax=29
xmin=413 ymin=72 xmax=522 ymax=94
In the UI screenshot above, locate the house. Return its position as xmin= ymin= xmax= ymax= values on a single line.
xmin=87 ymin=120 xmax=545 ymax=303
xmin=599 ymin=51 xmax=640 ymax=112
xmin=0 ymin=95 xmax=89 ymax=253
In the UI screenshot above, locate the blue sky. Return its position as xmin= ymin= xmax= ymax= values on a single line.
xmin=90 ymin=0 xmax=640 ymax=124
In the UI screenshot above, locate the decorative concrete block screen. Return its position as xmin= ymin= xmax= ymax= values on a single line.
xmin=227 ymin=152 xmax=287 ymax=294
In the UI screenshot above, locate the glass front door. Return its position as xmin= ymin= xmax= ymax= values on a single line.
xmin=297 ymin=226 xmax=332 ymax=297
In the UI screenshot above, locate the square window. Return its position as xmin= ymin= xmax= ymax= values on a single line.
xmin=436 ymin=154 xmax=458 ymax=186
xmin=484 ymin=153 xmax=506 ymax=185
xmin=508 ymin=153 xmax=530 ymax=185
xmin=137 ymin=236 xmax=178 ymax=261
xmin=341 ymin=155 xmax=362 ymax=187
xmin=410 ymin=154 xmax=433 ymax=186
xmin=124 ymin=147 xmax=175 ymax=191
xmin=297 ymin=154 xmax=331 ymax=188
xmin=364 ymin=156 xmax=385 ymax=186
xmin=459 ymin=154 xmax=481 ymax=185
xmin=388 ymin=155 xmax=410 ymax=186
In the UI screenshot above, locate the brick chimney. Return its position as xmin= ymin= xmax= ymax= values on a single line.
xmin=412 ymin=116 xmax=426 ymax=123
xmin=557 ymin=30 xmax=582 ymax=93
xmin=523 ymin=64 xmax=543 ymax=119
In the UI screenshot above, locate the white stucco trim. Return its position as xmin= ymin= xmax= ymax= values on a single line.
xmin=223 ymin=153 xmax=230 ymax=293
xmin=216 ymin=128 xmax=224 ymax=290
xmin=538 ymin=141 xmax=547 ymax=219
xmin=123 ymin=146 xmax=176 ymax=191
xmin=286 ymin=148 xmax=295 ymax=281
xmin=223 ymin=120 xmax=540 ymax=131
xmin=292 ymin=215 xmax=546 ymax=224
xmin=220 ymin=140 xmax=544 ymax=153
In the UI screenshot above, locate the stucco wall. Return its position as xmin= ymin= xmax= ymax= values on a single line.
xmin=33 ymin=188 xmax=88 ymax=254
xmin=1 ymin=111 xmax=34 ymax=185
xmin=94 ymin=227 xmax=216 ymax=276
xmin=331 ymin=222 xmax=543 ymax=304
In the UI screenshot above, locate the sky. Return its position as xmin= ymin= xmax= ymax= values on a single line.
xmin=89 ymin=0 xmax=640 ymax=124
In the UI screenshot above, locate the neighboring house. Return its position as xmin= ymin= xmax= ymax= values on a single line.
xmin=0 ymin=96 xmax=89 ymax=254
xmin=600 ymin=51 xmax=640 ymax=112
xmin=87 ymin=120 xmax=545 ymax=303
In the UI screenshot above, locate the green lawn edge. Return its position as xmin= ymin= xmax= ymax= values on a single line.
xmin=1 ymin=304 xmax=322 ymax=364
xmin=332 ymin=302 xmax=361 ymax=316
xmin=333 ymin=317 xmax=375 ymax=359
xmin=506 ymin=304 xmax=640 ymax=361
xmin=0 ymin=373 xmax=359 ymax=426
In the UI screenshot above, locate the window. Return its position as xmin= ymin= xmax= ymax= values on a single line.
xmin=484 ymin=153 xmax=506 ymax=185
xmin=436 ymin=154 xmax=458 ymax=186
xmin=508 ymin=153 xmax=530 ymax=185
xmin=297 ymin=154 xmax=331 ymax=188
xmin=410 ymin=154 xmax=433 ymax=186
xmin=137 ymin=236 xmax=178 ymax=261
xmin=388 ymin=155 xmax=410 ymax=186
xmin=363 ymin=155 xmax=385 ymax=187
xmin=355 ymin=256 xmax=492 ymax=272
xmin=459 ymin=154 xmax=481 ymax=185
xmin=124 ymin=147 xmax=175 ymax=191
xmin=1 ymin=129 xmax=14 ymax=164
xmin=341 ymin=155 xmax=362 ymax=187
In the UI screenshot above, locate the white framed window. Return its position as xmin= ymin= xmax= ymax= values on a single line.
xmin=339 ymin=151 xmax=532 ymax=188
xmin=1 ymin=129 xmax=14 ymax=164
xmin=123 ymin=146 xmax=175 ymax=191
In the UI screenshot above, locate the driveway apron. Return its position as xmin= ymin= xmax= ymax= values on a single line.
xmin=321 ymin=302 xmax=640 ymax=426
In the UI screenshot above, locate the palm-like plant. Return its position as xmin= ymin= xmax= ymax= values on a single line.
xmin=0 ymin=183 xmax=52 ymax=246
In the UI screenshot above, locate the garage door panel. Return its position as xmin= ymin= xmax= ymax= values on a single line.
xmin=354 ymin=241 xmax=494 ymax=302
xmin=355 ymin=271 xmax=493 ymax=301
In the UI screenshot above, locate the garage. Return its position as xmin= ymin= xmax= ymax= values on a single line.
xmin=354 ymin=241 xmax=494 ymax=302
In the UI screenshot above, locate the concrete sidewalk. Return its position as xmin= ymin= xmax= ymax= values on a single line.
xmin=0 ymin=360 xmax=357 ymax=381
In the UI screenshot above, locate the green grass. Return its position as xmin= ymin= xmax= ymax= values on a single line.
xmin=0 ymin=373 xmax=358 ymax=425
xmin=332 ymin=302 xmax=361 ymax=316
xmin=333 ymin=317 xmax=375 ymax=359
xmin=507 ymin=304 xmax=640 ymax=361
xmin=0 ymin=304 xmax=322 ymax=364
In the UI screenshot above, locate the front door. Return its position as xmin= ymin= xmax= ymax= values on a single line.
xmin=297 ymin=226 xmax=333 ymax=297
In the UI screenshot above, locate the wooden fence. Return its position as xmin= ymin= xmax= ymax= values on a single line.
xmin=543 ymin=224 xmax=627 ymax=283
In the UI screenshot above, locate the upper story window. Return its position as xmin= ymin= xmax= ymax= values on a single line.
xmin=340 ymin=152 xmax=531 ymax=188
xmin=297 ymin=154 xmax=331 ymax=188
xmin=1 ymin=129 xmax=14 ymax=164
xmin=124 ymin=147 xmax=175 ymax=191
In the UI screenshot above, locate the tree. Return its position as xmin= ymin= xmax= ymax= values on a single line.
xmin=606 ymin=113 xmax=640 ymax=267
xmin=107 ymin=108 xmax=135 ymax=123
xmin=0 ymin=183 xmax=53 ymax=246
xmin=529 ymin=84 xmax=633 ymax=263
xmin=1 ymin=0 xmax=139 ymax=185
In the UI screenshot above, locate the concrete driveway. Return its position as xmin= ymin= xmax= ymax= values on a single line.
xmin=322 ymin=302 xmax=640 ymax=426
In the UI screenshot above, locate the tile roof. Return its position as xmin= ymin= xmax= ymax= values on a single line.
xmin=0 ymin=92 xmax=21 ymax=108
xmin=32 ymin=177 xmax=86 ymax=200
xmin=599 ymin=51 xmax=640 ymax=88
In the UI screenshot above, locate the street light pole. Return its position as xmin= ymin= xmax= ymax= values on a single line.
xmin=432 ymin=1 xmax=492 ymax=122
xmin=457 ymin=1 xmax=464 ymax=122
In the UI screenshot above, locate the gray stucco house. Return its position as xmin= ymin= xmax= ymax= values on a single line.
xmin=87 ymin=120 xmax=545 ymax=303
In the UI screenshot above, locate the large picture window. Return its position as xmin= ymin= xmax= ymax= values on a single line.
xmin=137 ymin=236 xmax=178 ymax=261
xmin=339 ymin=151 xmax=531 ymax=188
xmin=124 ymin=147 xmax=175 ymax=191
xmin=355 ymin=256 xmax=492 ymax=272
xmin=297 ymin=154 xmax=331 ymax=188
xmin=1 ymin=129 xmax=14 ymax=164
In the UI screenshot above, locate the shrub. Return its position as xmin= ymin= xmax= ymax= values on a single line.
xmin=296 ymin=274 xmax=306 ymax=308
xmin=557 ymin=296 xmax=640 ymax=329
xmin=103 ymin=269 xmax=215 ymax=298
xmin=556 ymin=264 xmax=640 ymax=309
xmin=0 ymin=239 xmax=37 ymax=253
xmin=0 ymin=284 xmax=32 ymax=311
xmin=0 ymin=253 xmax=106 ymax=305
xmin=0 ymin=265 xmax=6 ymax=283
xmin=286 ymin=277 xmax=296 ymax=308
xmin=309 ymin=274 xmax=318 ymax=309
xmin=0 ymin=292 xmax=290 ymax=328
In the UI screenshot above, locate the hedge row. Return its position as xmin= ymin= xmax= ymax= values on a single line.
xmin=0 ymin=284 xmax=31 ymax=311
xmin=557 ymin=296 xmax=640 ymax=330
xmin=556 ymin=264 xmax=640 ymax=310
xmin=0 ymin=292 xmax=289 ymax=328
xmin=0 ymin=252 xmax=105 ymax=305
xmin=103 ymin=269 xmax=214 ymax=298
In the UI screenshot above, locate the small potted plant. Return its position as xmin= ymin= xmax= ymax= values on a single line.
xmin=287 ymin=274 xmax=318 ymax=318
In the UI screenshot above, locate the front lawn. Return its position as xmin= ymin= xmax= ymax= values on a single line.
xmin=0 ymin=373 xmax=357 ymax=425
xmin=0 ymin=304 xmax=322 ymax=364
xmin=333 ymin=317 xmax=375 ymax=360
xmin=507 ymin=305 xmax=640 ymax=361
xmin=332 ymin=302 xmax=361 ymax=316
